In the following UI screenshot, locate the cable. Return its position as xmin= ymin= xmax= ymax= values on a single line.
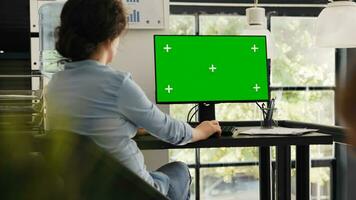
xmin=189 ymin=108 xmax=199 ymax=123
xmin=187 ymin=104 xmax=198 ymax=122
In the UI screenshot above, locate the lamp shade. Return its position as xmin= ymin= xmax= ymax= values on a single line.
xmin=241 ymin=7 xmax=274 ymax=59
xmin=241 ymin=26 xmax=274 ymax=59
xmin=316 ymin=1 xmax=356 ymax=48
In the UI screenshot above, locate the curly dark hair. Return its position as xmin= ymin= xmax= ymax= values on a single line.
xmin=55 ymin=0 xmax=127 ymax=61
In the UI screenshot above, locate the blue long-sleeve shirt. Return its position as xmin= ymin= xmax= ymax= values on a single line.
xmin=45 ymin=59 xmax=193 ymax=194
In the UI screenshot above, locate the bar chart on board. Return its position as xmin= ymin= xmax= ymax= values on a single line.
xmin=123 ymin=0 xmax=166 ymax=29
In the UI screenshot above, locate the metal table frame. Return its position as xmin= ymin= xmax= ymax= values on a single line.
xmin=135 ymin=120 xmax=342 ymax=200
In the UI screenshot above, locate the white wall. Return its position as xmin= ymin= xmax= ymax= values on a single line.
xmin=109 ymin=0 xmax=170 ymax=171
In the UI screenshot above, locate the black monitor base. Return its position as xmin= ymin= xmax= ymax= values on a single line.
xmin=198 ymin=103 xmax=215 ymax=123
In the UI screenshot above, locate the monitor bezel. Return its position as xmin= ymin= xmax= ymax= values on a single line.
xmin=154 ymin=35 xmax=271 ymax=105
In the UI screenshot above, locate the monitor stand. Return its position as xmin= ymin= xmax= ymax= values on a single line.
xmin=198 ymin=103 xmax=216 ymax=123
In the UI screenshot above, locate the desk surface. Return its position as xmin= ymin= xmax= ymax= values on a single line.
xmin=135 ymin=131 xmax=333 ymax=150
xmin=135 ymin=122 xmax=337 ymax=150
xmin=134 ymin=121 xmax=343 ymax=150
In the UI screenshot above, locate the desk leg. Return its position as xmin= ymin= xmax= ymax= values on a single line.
xmin=195 ymin=148 xmax=200 ymax=200
xmin=259 ymin=146 xmax=271 ymax=200
xmin=276 ymin=145 xmax=291 ymax=200
xmin=296 ymin=145 xmax=310 ymax=200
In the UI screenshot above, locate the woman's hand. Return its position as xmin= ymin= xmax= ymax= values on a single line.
xmin=191 ymin=120 xmax=222 ymax=142
xmin=136 ymin=128 xmax=148 ymax=136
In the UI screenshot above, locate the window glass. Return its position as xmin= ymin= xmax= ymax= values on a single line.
xmin=271 ymin=90 xmax=335 ymax=159
xmin=310 ymin=145 xmax=333 ymax=159
xmin=292 ymin=168 xmax=331 ymax=200
xmin=200 ymin=166 xmax=259 ymax=200
xmin=169 ymin=149 xmax=195 ymax=164
xmin=200 ymin=15 xmax=247 ymax=35
xmin=216 ymin=103 xmax=260 ymax=121
xmin=271 ymin=17 xmax=335 ymax=87
xmin=169 ymin=15 xmax=195 ymax=35
xmin=270 ymin=17 xmax=335 ymax=161
xmin=201 ymin=147 xmax=259 ymax=164
xmin=272 ymin=90 xmax=335 ymax=125
xmin=170 ymin=104 xmax=196 ymax=122
xmin=310 ymin=167 xmax=331 ymax=200
xmin=189 ymin=169 xmax=196 ymax=200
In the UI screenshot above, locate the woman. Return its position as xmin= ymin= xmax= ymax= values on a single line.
xmin=340 ymin=70 xmax=356 ymax=146
xmin=45 ymin=0 xmax=221 ymax=199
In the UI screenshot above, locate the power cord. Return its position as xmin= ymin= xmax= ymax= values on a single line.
xmin=187 ymin=104 xmax=198 ymax=123
xmin=188 ymin=109 xmax=199 ymax=123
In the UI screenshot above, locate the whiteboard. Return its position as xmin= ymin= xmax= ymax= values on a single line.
xmin=123 ymin=0 xmax=166 ymax=29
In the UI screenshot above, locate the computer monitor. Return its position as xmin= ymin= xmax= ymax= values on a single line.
xmin=154 ymin=35 xmax=270 ymax=121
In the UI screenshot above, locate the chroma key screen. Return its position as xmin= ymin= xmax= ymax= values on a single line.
xmin=154 ymin=35 xmax=270 ymax=104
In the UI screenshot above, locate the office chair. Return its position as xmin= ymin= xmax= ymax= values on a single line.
xmin=0 ymin=132 xmax=64 ymax=200
xmin=0 ymin=131 xmax=168 ymax=200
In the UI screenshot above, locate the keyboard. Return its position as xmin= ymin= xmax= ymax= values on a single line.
xmin=209 ymin=126 xmax=238 ymax=138
xmin=221 ymin=126 xmax=238 ymax=136
xmin=189 ymin=123 xmax=238 ymax=137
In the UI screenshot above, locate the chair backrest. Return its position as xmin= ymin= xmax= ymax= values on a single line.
xmin=0 ymin=133 xmax=64 ymax=200
xmin=35 ymin=130 xmax=169 ymax=200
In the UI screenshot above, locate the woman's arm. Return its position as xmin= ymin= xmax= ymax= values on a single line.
xmin=117 ymin=76 xmax=221 ymax=145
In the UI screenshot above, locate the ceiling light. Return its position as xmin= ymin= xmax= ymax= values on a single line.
xmin=241 ymin=6 xmax=274 ymax=59
xmin=316 ymin=0 xmax=356 ymax=48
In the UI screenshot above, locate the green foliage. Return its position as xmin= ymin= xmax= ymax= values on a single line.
xmin=200 ymin=16 xmax=247 ymax=35
xmin=169 ymin=15 xmax=195 ymax=35
xmin=271 ymin=17 xmax=335 ymax=87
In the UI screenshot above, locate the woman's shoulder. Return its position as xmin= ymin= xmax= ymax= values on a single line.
xmin=61 ymin=60 xmax=132 ymax=87
xmin=80 ymin=60 xmax=132 ymax=83
xmin=106 ymin=68 xmax=132 ymax=84
xmin=95 ymin=66 xmax=133 ymax=90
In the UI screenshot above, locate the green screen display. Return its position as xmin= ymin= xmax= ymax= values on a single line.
xmin=154 ymin=35 xmax=269 ymax=103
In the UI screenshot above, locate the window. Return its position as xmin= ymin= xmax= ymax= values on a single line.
xmin=271 ymin=17 xmax=335 ymax=87
xmin=199 ymin=15 xmax=247 ymax=35
xmin=200 ymin=166 xmax=259 ymax=200
xmin=169 ymin=15 xmax=195 ymax=35
xmin=168 ymin=12 xmax=335 ymax=200
xmin=271 ymin=16 xmax=335 ymax=200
